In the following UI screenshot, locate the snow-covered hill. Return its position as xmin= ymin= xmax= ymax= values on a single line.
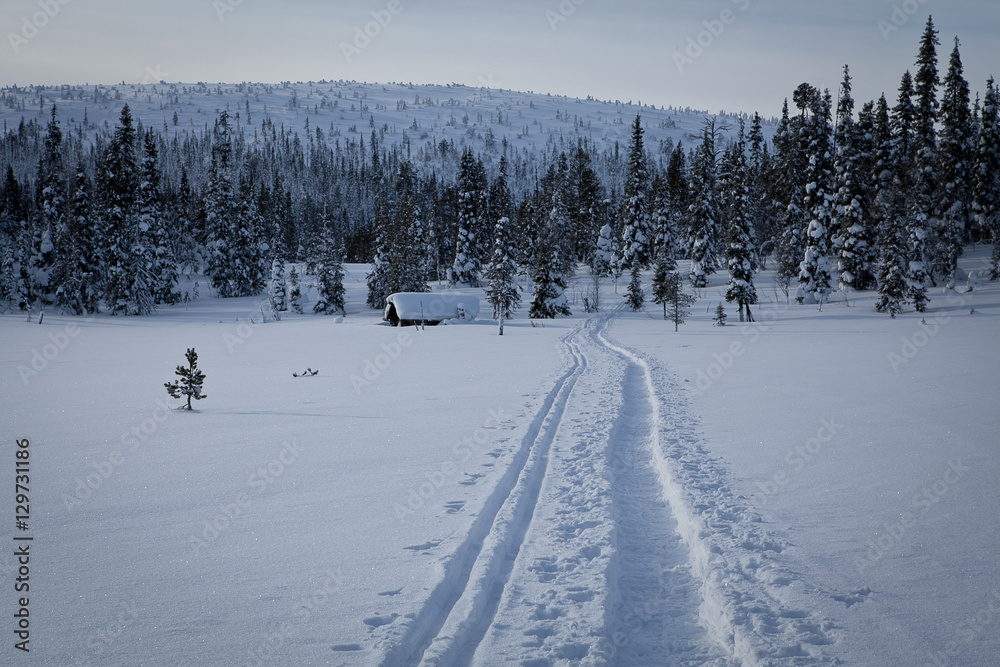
xmin=0 ymin=80 xmax=769 ymax=172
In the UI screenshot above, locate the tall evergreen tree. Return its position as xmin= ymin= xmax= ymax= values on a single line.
xmin=934 ymin=37 xmax=974 ymax=287
xmin=833 ymin=67 xmax=878 ymax=292
xmin=971 ymin=78 xmax=1000 ymax=278
xmin=620 ymin=114 xmax=652 ymax=270
xmin=797 ymin=89 xmax=836 ymax=304
xmin=204 ymin=111 xmax=239 ymax=297
xmin=32 ymin=105 xmax=66 ymax=309
xmin=688 ymin=118 xmax=723 ymax=287
xmin=99 ymin=105 xmax=142 ymax=314
xmin=451 ymin=148 xmax=484 ymax=286
xmin=912 ymin=16 xmax=941 ymax=287
xmin=774 ymin=97 xmax=809 ymax=290
xmin=0 ymin=167 xmax=31 ymax=311
xmin=55 ymin=160 xmax=101 ymax=314
xmin=139 ymin=129 xmax=179 ymax=305
xmin=314 ymin=229 xmax=346 ymax=316
xmin=484 ymin=216 xmax=520 ymax=334
xmin=891 ymin=72 xmax=930 ymax=312
xmin=723 ymin=120 xmax=758 ymax=321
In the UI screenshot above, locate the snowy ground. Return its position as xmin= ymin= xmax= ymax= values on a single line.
xmin=2 ymin=249 xmax=998 ymax=666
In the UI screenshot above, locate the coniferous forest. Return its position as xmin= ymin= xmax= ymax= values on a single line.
xmin=1 ymin=17 xmax=997 ymax=319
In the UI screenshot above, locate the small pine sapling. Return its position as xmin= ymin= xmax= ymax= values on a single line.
xmin=663 ymin=273 xmax=697 ymax=332
xmin=713 ymin=303 xmax=727 ymax=326
xmin=165 ymin=348 xmax=207 ymax=410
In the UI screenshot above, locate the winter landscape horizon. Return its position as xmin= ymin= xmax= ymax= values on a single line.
xmin=3 ymin=1 xmax=1000 ymax=666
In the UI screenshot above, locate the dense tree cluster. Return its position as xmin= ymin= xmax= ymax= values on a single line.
xmin=1 ymin=18 xmax=995 ymax=321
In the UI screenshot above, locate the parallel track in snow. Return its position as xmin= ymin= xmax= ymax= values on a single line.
xmin=381 ymin=321 xmax=591 ymax=667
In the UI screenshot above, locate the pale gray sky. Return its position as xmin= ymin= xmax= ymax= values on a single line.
xmin=2 ymin=0 xmax=997 ymax=117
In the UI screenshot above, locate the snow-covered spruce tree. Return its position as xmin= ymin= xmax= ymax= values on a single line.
xmin=366 ymin=161 xmax=429 ymax=308
xmin=314 ymin=233 xmax=346 ymax=316
xmin=774 ymin=97 xmax=809 ymax=293
xmin=54 ymin=160 xmax=100 ymax=314
xmin=912 ymin=16 xmax=941 ymax=285
xmin=723 ymin=120 xmax=758 ymax=322
xmin=688 ymin=117 xmax=724 ymax=288
xmin=934 ymin=37 xmax=974 ymax=287
xmin=269 ymin=257 xmax=287 ymax=312
xmin=204 ymin=111 xmax=239 ymax=297
xmin=713 ymin=302 xmax=728 ymax=326
xmin=833 ymin=67 xmax=878 ymax=293
xmin=0 ymin=168 xmax=31 ymax=311
xmin=288 ymin=265 xmax=303 ymax=314
xmin=98 ymin=105 xmax=142 ymax=315
xmin=620 ymin=115 xmax=652 ymax=269
xmin=234 ymin=174 xmax=269 ymax=296
xmin=651 ymin=175 xmax=678 ymax=274
xmin=484 ymin=216 xmax=520 ymax=335
xmin=569 ymin=147 xmax=604 ymax=263
xmin=32 ymin=105 xmax=66 ymax=310
xmin=625 ymin=265 xmax=644 ymax=311
xmin=451 ymin=148 xmax=484 ymax=286
xmin=893 ymin=71 xmax=930 ymax=312
xmin=876 ymin=210 xmax=910 ymax=318
xmin=164 ymin=348 xmax=207 ymax=411
xmin=592 ymin=223 xmax=616 ymax=277
xmin=971 ymin=77 xmax=1000 ymax=278
xmin=797 ymin=89 xmax=836 ymax=305
xmin=139 ymin=129 xmax=179 ymax=306
xmin=529 ymin=188 xmax=572 ymax=319
xmin=529 ymin=245 xmax=570 ymax=319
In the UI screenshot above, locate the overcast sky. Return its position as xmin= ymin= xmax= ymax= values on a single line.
xmin=2 ymin=0 xmax=997 ymax=117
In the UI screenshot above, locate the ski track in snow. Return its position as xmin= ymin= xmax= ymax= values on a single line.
xmin=378 ymin=322 xmax=590 ymax=667
xmin=379 ymin=310 xmax=840 ymax=666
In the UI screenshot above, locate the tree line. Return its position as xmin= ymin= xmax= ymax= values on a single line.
xmin=1 ymin=17 xmax=997 ymax=321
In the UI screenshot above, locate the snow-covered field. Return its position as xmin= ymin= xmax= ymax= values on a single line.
xmin=2 ymin=248 xmax=998 ymax=666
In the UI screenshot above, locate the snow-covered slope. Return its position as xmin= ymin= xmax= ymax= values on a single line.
xmin=0 ymin=80 xmax=765 ymax=173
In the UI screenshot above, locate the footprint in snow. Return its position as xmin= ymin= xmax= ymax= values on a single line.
xmin=832 ymin=587 xmax=872 ymax=607
xmin=460 ymin=473 xmax=485 ymax=486
xmin=377 ymin=587 xmax=404 ymax=597
xmin=363 ymin=613 xmax=399 ymax=628
xmin=444 ymin=501 xmax=465 ymax=514
xmin=403 ymin=540 xmax=440 ymax=552
xmin=330 ymin=644 xmax=362 ymax=652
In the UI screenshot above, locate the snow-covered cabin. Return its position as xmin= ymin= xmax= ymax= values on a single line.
xmin=383 ymin=293 xmax=480 ymax=326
